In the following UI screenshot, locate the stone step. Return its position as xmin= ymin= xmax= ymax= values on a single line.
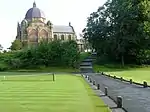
xmin=80 ymin=66 xmax=93 ymax=69
xmin=80 ymin=62 xmax=92 ymax=66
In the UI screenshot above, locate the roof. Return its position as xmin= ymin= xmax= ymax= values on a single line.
xmin=25 ymin=2 xmax=45 ymax=20
xmin=53 ymin=25 xmax=75 ymax=33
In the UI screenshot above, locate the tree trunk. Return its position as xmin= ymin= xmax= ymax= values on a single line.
xmin=121 ymin=55 xmax=124 ymax=67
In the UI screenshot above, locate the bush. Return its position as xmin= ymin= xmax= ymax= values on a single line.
xmin=0 ymin=63 xmax=9 ymax=71
xmin=0 ymin=41 xmax=80 ymax=69
xmin=10 ymin=40 xmax=80 ymax=68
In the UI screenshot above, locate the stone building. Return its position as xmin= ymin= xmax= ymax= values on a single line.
xmin=16 ymin=2 xmax=77 ymax=45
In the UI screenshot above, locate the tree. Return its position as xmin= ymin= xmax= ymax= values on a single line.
xmin=83 ymin=0 xmax=150 ymax=65
xmin=10 ymin=40 xmax=23 ymax=50
xmin=0 ymin=44 xmax=3 ymax=52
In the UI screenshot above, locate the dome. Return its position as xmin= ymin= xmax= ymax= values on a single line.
xmin=25 ymin=2 xmax=45 ymax=20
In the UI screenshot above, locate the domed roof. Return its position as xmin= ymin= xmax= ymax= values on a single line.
xmin=25 ymin=2 xmax=45 ymax=20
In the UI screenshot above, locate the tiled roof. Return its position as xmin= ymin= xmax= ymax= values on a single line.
xmin=53 ymin=25 xmax=74 ymax=33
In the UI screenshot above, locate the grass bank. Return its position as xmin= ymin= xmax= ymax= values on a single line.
xmin=94 ymin=64 xmax=150 ymax=84
xmin=79 ymin=52 xmax=90 ymax=62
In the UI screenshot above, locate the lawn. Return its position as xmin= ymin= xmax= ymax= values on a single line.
xmin=0 ymin=73 xmax=110 ymax=112
xmin=94 ymin=64 xmax=150 ymax=84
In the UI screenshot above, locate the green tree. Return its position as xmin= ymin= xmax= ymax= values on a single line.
xmin=0 ymin=44 xmax=3 ymax=51
xmin=83 ymin=0 xmax=150 ymax=65
xmin=10 ymin=40 xmax=23 ymax=50
xmin=12 ymin=40 xmax=79 ymax=68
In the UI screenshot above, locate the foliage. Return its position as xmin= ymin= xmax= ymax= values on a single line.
xmin=83 ymin=0 xmax=150 ymax=66
xmin=8 ymin=40 xmax=80 ymax=69
xmin=0 ymin=63 xmax=9 ymax=71
xmin=10 ymin=40 xmax=23 ymax=50
xmin=0 ymin=52 xmax=15 ymax=71
xmin=0 ymin=44 xmax=3 ymax=51
xmin=79 ymin=52 xmax=90 ymax=62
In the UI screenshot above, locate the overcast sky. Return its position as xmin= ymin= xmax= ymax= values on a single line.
xmin=0 ymin=0 xmax=106 ymax=49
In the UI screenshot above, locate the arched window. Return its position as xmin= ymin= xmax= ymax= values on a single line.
xmin=61 ymin=35 xmax=65 ymax=40
xmin=54 ymin=35 xmax=57 ymax=41
xmin=40 ymin=29 xmax=48 ymax=38
xmin=29 ymin=29 xmax=38 ymax=42
xmin=68 ymin=35 xmax=71 ymax=41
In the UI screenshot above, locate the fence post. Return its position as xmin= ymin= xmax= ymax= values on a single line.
xmin=117 ymin=96 xmax=123 ymax=108
xmin=105 ymin=87 xmax=108 ymax=96
xmin=120 ymin=77 xmax=123 ymax=81
xmin=53 ymin=73 xmax=55 ymax=81
xmin=97 ymin=84 xmax=100 ymax=90
xmin=93 ymin=80 xmax=96 ymax=85
xmin=90 ymin=78 xmax=92 ymax=83
xmin=114 ymin=76 xmax=116 ymax=79
xmin=143 ymin=81 xmax=148 ymax=88
xmin=130 ymin=79 xmax=132 ymax=84
xmin=88 ymin=76 xmax=90 ymax=80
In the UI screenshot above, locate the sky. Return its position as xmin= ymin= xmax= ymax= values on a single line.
xmin=0 ymin=0 xmax=106 ymax=49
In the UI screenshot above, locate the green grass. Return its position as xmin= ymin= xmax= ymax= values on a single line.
xmin=94 ymin=64 xmax=150 ymax=84
xmin=79 ymin=52 xmax=90 ymax=62
xmin=0 ymin=73 xmax=110 ymax=112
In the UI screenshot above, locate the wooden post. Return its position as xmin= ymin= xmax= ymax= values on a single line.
xmin=143 ymin=81 xmax=148 ymax=88
xmin=85 ymin=75 xmax=87 ymax=78
xmin=88 ymin=76 xmax=90 ymax=80
xmin=97 ymin=84 xmax=100 ymax=90
xmin=120 ymin=77 xmax=123 ymax=81
xmin=90 ymin=78 xmax=92 ymax=83
xmin=93 ymin=80 xmax=96 ymax=85
xmin=105 ymin=87 xmax=108 ymax=96
xmin=117 ymin=96 xmax=123 ymax=108
xmin=114 ymin=76 xmax=116 ymax=79
xmin=53 ymin=73 xmax=55 ymax=81
xmin=130 ymin=79 xmax=132 ymax=84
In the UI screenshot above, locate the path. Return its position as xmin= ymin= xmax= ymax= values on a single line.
xmin=80 ymin=53 xmax=150 ymax=112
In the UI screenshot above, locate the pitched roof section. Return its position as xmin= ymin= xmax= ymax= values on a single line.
xmin=53 ymin=25 xmax=75 ymax=33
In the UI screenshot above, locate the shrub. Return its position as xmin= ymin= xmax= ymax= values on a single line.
xmin=0 ymin=63 xmax=9 ymax=71
xmin=10 ymin=40 xmax=80 ymax=68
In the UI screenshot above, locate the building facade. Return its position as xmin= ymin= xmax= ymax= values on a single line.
xmin=16 ymin=2 xmax=77 ymax=45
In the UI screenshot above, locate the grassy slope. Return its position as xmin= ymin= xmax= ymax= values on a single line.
xmin=0 ymin=73 xmax=110 ymax=112
xmin=79 ymin=52 xmax=90 ymax=62
xmin=94 ymin=64 xmax=150 ymax=84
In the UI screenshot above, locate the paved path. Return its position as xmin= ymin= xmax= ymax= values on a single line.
xmin=80 ymin=55 xmax=150 ymax=112
xmin=86 ymin=73 xmax=150 ymax=112
xmin=83 ymin=75 xmax=125 ymax=112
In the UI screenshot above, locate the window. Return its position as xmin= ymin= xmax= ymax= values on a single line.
xmin=61 ymin=35 xmax=65 ymax=40
xmin=54 ymin=35 xmax=57 ymax=41
xmin=68 ymin=35 xmax=71 ymax=41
